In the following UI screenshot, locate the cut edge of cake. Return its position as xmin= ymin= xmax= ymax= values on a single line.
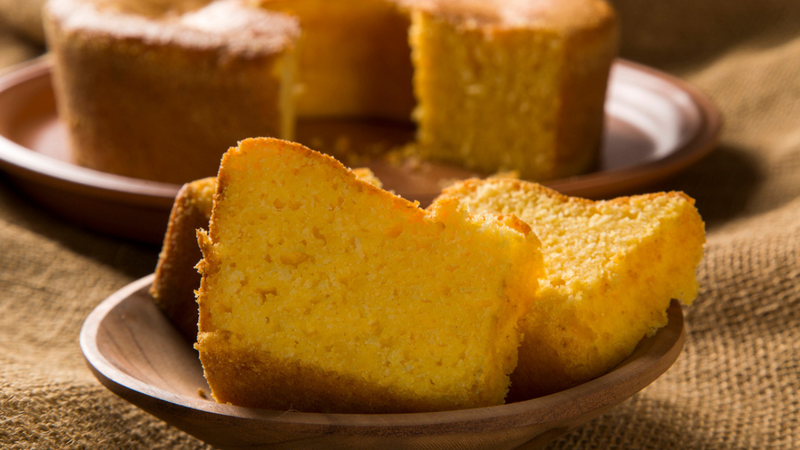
xmin=194 ymin=138 xmax=544 ymax=413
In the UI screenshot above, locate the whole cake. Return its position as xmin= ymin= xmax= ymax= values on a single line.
xmin=433 ymin=178 xmax=705 ymax=399
xmin=43 ymin=0 xmax=300 ymax=183
xmin=44 ymin=0 xmax=617 ymax=186
xmin=194 ymin=137 xmax=543 ymax=413
xmin=411 ymin=0 xmax=618 ymax=180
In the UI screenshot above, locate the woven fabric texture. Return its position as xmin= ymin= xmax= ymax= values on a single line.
xmin=0 ymin=0 xmax=798 ymax=448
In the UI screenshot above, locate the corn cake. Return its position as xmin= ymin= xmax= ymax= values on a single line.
xmin=410 ymin=0 xmax=618 ymax=181
xmin=434 ymin=179 xmax=705 ymax=399
xmin=44 ymin=0 xmax=300 ymax=184
xmin=195 ymin=138 xmax=543 ymax=413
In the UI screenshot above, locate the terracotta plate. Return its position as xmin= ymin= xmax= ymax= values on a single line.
xmin=0 ymin=57 xmax=720 ymax=244
xmin=80 ymin=275 xmax=685 ymax=450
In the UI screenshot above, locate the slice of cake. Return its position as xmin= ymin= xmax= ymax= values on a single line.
xmin=433 ymin=179 xmax=705 ymax=399
xmin=44 ymin=0 xmax=300 ymax=184
xmin=195 ymin=138 xmax=543 ymax=413
xmin=150 ymin=169 xmax=382 ymax=343
xmin=410 ymin=0 xmax=618 ymax=181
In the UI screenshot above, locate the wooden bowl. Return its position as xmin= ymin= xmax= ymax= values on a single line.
xmin=80 ymin=275 xmax=685 ymax=450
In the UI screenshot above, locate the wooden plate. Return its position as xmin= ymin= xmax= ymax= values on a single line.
xmin=80 ymin=275 xmax=685 ymax=450
xmin=0 ymin=57 xmax=719 ymax=244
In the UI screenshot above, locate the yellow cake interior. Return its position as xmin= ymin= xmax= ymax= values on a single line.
xmin=410 ymin=0 xmax=617 ymax=180
xmin=410 ymin=8 xmax=563 ymax=178
xmin=434 ymin=178 xmax=705 ymax=398
xmin=195 ymin=137 xmax=543 ymax=413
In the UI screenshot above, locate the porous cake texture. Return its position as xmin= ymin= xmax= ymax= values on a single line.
xmin=195 ymin=138 xmax=543 ymax=413
xmin=44 ymin=0 xmax=300 ymax=183
xmin=411 ymin=0 xmax=618 ymax=181
xmin=434 ymin=179 xmax=705 ymax=399
xmin=150 ymin=168 xmax=382 ymax=342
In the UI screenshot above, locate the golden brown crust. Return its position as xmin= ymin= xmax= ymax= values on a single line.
xmin=43 ymin=0 xmax=300 ymax=184
xmin=150 ymin=177 xmax=216 ymax=342
xmin=197 ymin=333 xmax=491 ymax=413
xmin=552 ymin=8 xmax=617 ymax=175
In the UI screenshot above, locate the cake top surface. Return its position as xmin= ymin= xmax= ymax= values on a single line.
xmin=407 ymin=0 xmax=616 ymax=31
xmin=46 ymin=0 xmax=300 ymax=56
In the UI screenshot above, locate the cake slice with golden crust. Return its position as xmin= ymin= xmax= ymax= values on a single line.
xmin=433 ymin=178 xmax=705 ymax=399
xmin=195 ymin=138 xmax=543 ymax=413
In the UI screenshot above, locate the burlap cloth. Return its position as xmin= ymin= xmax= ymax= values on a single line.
xmin=1 ymin=1 xmax=798 ymax=448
